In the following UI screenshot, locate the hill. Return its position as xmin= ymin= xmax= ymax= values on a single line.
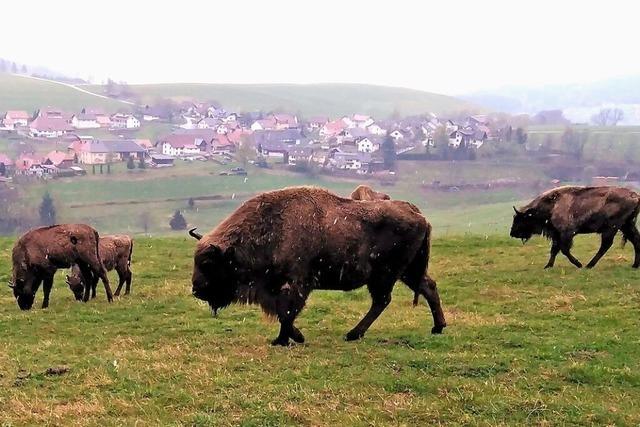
xmin=85 ymin=82 xmax=478 ymax=117
xmin=1 ymin=235 xmax=639 ymax=425
xmin=0 ymin=73 xmax=130 ymax=113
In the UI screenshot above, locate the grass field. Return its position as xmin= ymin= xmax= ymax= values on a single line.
xmin=84 ymin=82 xmax=478 ymax=118
xmin=1 ymin=235 xmax=639 ymax=425
xmin=0 ymin=74 xmax=127 ymax=114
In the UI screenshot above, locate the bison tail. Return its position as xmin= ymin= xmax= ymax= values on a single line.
xmin=128 ymin=239 xmax=134 ymax=267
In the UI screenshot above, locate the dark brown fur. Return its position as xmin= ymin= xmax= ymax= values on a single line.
xmin=67 ymin=235 xmax=133 ymax=299
xmin=510 ymin=186 xmax=640 ymax=268
xmin=350 ymin=185 xmax=390 ymax=201
xmin=10 ymin=224 xmax=113 ymax=310
xmin=191 ymin=186 xmax=445 ymax=346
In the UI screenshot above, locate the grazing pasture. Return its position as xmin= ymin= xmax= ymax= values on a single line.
xmin=1 ymin=235 xmax=639 ymax=425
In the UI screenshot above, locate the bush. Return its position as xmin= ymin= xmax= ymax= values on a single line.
xmin=169 ymin=210 xmax=187 ymax=230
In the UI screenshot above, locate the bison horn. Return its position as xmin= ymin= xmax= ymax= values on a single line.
xmin=7 ymin=281 xmax=15 ymax=289
xmin=513 ymin=206 xmax=520 ymax=214
xmin=188 ymin=227 xmax=203 ymax=240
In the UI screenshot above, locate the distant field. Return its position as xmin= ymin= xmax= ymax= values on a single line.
xmin=1 ymin=235 xmax=639 ymax=425
xmin=11 ymin=159 xmax=546 ymax=236
xmin=84 ymin=82 xmax=478 ymax=118
xmin=0 ymin=73 xmax=128 ymax=113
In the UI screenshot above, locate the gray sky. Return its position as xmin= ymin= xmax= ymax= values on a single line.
xmin=1 ymin=0 xmax=638 ymax=94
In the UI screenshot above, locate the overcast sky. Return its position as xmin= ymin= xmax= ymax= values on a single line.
xmin=1 ymin=0 xmax=637 ymax=95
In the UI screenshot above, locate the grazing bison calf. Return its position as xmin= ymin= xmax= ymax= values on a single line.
xmin=66 ymin=235 xmax=133 ymax=300
xmin=510 ymin=186 xmax=640 ymax=269
xmin=9 ymin=224 xmax=113 ymax=310
xmin=350 ymin=185 xmax=390 ymax=201
xmin=189 ymin=186 xmax=446 ymax=346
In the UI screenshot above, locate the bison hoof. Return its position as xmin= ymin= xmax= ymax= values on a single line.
xmin=431 ymin=325 xmax=445 ymax=334
xmin=633 ymin=264 xmax=640 ymax=269
xmin=345 ymin=330 xmax=364 ymax=341
xmin=290 ymin=328 xmax=305 ymax=343
xmin=544 ymin=264 xmax=553 ymax=269
xmin=271 ymin=337 xmax=291 ymax=347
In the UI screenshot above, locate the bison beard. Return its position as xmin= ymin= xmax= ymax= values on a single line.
xmin=511 ymin=186 xmax=640 ymax=269
xmin=190 ymin=186 xmax=446 ymax=346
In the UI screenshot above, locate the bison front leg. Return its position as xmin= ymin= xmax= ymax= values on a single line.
xmin=544 ymin=239 xmax=560 ymax=269
xmin=622 ymin=223 xmax=640 ymax=268
xmin=41 ymin=274 xmax=54 ymax=309
xmin=586 ymin=230 xmax=616 ymax=269
xmin=271 ymin=283 xmax=307 ymax=346
xmin=560 ymin=234 xmax=582 ymax=268
xmin=346 ymin=280 xmax=394 ymax=341
xmin=114 ymin=269 xmax=126 ymax=297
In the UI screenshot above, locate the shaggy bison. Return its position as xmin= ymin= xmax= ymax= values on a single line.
xmin=350 ymin=185 xmax=390 ymax=201
xmin=9 ymin=224 xmax=113 ymax=310
xmin=189 ymin=186 xmax=445 ymax=346
xmin=510 ymin=186 xmax=640 ymax=268
xmin=66 ymin=234 xmax=134 ymax=300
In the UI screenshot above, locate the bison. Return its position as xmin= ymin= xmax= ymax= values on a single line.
xmin=510 ymin=186 xmax=640 ymax=269
xmin=66 ymin=234 xmax=134 ymax=300
xmin=9 ymin=224 xmax=113 ymax=310
xmin=350 ymin=184 xmax=390 ymax=201
xmin=189 ymin=186 xmax=446 ymax=346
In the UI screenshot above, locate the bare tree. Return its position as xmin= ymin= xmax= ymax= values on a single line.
xmin=591 ymin=108 xmax=624 ymax=126
xmin=139 ymin=211 xmax=153 ymax=235
xmin=236 ymin=135 xmax=256 ymax=167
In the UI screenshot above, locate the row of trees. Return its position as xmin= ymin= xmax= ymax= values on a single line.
xmin=0 ymin=59 xmax=27 ymax=74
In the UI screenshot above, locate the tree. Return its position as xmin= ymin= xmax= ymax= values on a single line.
xmin=236 ymin=135 xmax=256 ymax=167
xmin=39 ymin=192 xmax=56 ymax=226
xmin=11 ymin=62 xmax=17 ymax=73
xmin=169 ymin=210 xmax=187 ymax=230
xmin=126 ymin=156 xmax=136 ymax=169
xmin=591 ymin=108 xmax=624 ymax=126
xmin=514 ymin=127 xmax=528 ymax=145
xmin=0 ymin=59 xmax=6 ymax=72
xmin=433 ymin=125 xmax=450 ymax=160
xmin=187 ymin=197 xmax=195 ymax=210
xmin=139 ymin=211 xmax=153 ymax=234
xmin=20 ymin=64 xmax=27 ymax=74
xmin=138 ymin=157 xmax=146 ymax=169
xmin=381 ymin=135 xmax=396 ymax=170
xmin=561 ymin=127 xmax=589 ymax=160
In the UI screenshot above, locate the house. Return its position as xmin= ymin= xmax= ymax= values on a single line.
xmin=253 ymin=129 xmax=304 ymax=148
xmin=197 ymin=117 xmax=221 ymax=129
xmin=14 ymin=154 xmax=44 ymax=176
xmin=179 ymin=115 xmax=200 ymax=129
xmin=29 ymin=116 xmax=74 ymax=138
xmin=2 ymin=110 xmax=30 ymax=129
xmin=141 ymin=106 xmax=163 ymax=121
xmin=43 ymin=150 xmax=74 ymax=169
xmin=110 ymin=114 xmax=140 ymax=129
xmin=351 ymin=114 xmax=375 ymax=129
xmin=272 ymin=114 xmax=298 ymax=129
xmin=71 ymin=113 xmax=100 ymax=129
xmin=366 ymin=123 xmax=386 ymax=135
xmin=251 ymin=118 xmax=277 ymax=131
xmin=320 ymin=119 xmax=346 ymax=137
xmin=158 ymin=134 xmax=207 ymax=156
xmin=389 ymin=129 xmax=407 ymax=140
xmin=288 ymin=146 xmax=315 ymax=166
xmin=134 ymin=139 xmax=154 ymax=150
xmin=355 ymin=136 xmax=380 ymax=153
xmin=306 ymin=116 xmax=328 ymax=131
xmin=150 ymin=154 xmax=175 ymax=168
xmin=212 ymin=134 xmax=235 ymax=152
xmin=332 ymin=151 xmax=371 ymax=171
xmin=448 ymin=129 xmax=476 ymax=148
xmin=257 ymin=140 xmax=290 ymax=160
xmin=77 ymin=140 xmax=147 ymax=164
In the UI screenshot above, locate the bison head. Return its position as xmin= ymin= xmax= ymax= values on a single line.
xmin=192 ymin=244 xmax=238 ymax=315
xmin=10 ymin=266 xmax=36 ymax=310
xmin=65 ymin=273 xmax=85 ymax=301
xmin=510 ymin=206 xmax=545 ymax=242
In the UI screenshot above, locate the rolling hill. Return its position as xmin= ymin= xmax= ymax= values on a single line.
xmin=0 ymin=73 xmax=130 ymax=113
xmin=85 ymin=82 xmax=478 ymax=117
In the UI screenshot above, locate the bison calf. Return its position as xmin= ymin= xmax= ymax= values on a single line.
xmin=66 ymin=235 xmax=133 ymax=299
xmin=510 ymin=186 xmax=640 ymax=269
xmin=350 ymin=184 xmax=390 ymax=201
xmin=9 ymin=224 xmax=113 ymax=310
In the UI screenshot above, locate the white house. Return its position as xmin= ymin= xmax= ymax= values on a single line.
xmin=197 ymin=118 xmax=219 ymax=129
xmin=161 ymin=142 xmax=201 ymax=157
xmin=389 ymin=129 xmax=405 ymax=140
xmin=366 ymin=123 xmax=386 ymax=135
xmin=2 ymin=110 xmax=30 ymax=129
xmin=71 ymin=114 xmax=100 ymax=129
xmin=111 ymin=114 xmax=140 ymax=129
xmin=356 ymin=137 xmax=379 ymax=153
xmin=352 ymin=114 xmax=374 ymax=129
xmin=143 ymin=113 xmax=160 ymax=121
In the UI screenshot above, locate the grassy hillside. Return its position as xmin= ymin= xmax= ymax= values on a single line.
xmin=85 ymin=82 xmax=478 ymax=117
xmin=1 ymin=235 xmax=639 ymax=425
xmin=0 ymin=73 xmax=129 ymax=113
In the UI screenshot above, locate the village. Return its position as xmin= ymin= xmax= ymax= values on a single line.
xmin=0 ymin=101 xmax=505 ymax=180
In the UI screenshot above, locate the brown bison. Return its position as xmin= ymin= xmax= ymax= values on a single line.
xmin=66 ymin=235 xmax=134 ymax=300
xmin=189 ymin=186 xmax=446 ymax=346
xmin=350 ymin=185 xmax=390 ymax=201
xmin=9 ymin=224 xmax=113 ymax=310
xmin=510 ymin=186 xmax=640 ymax=268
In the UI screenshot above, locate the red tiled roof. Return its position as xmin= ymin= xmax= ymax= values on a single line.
xmin=30 ymin=116 xmax=73 ymax=132
xmin=45 ymin=150 xmax=73 ymax=166
xmin=5 ymin=110 xmax=30 ymax=120
xmin=0 ymin=153 xmax=14 ymax=166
